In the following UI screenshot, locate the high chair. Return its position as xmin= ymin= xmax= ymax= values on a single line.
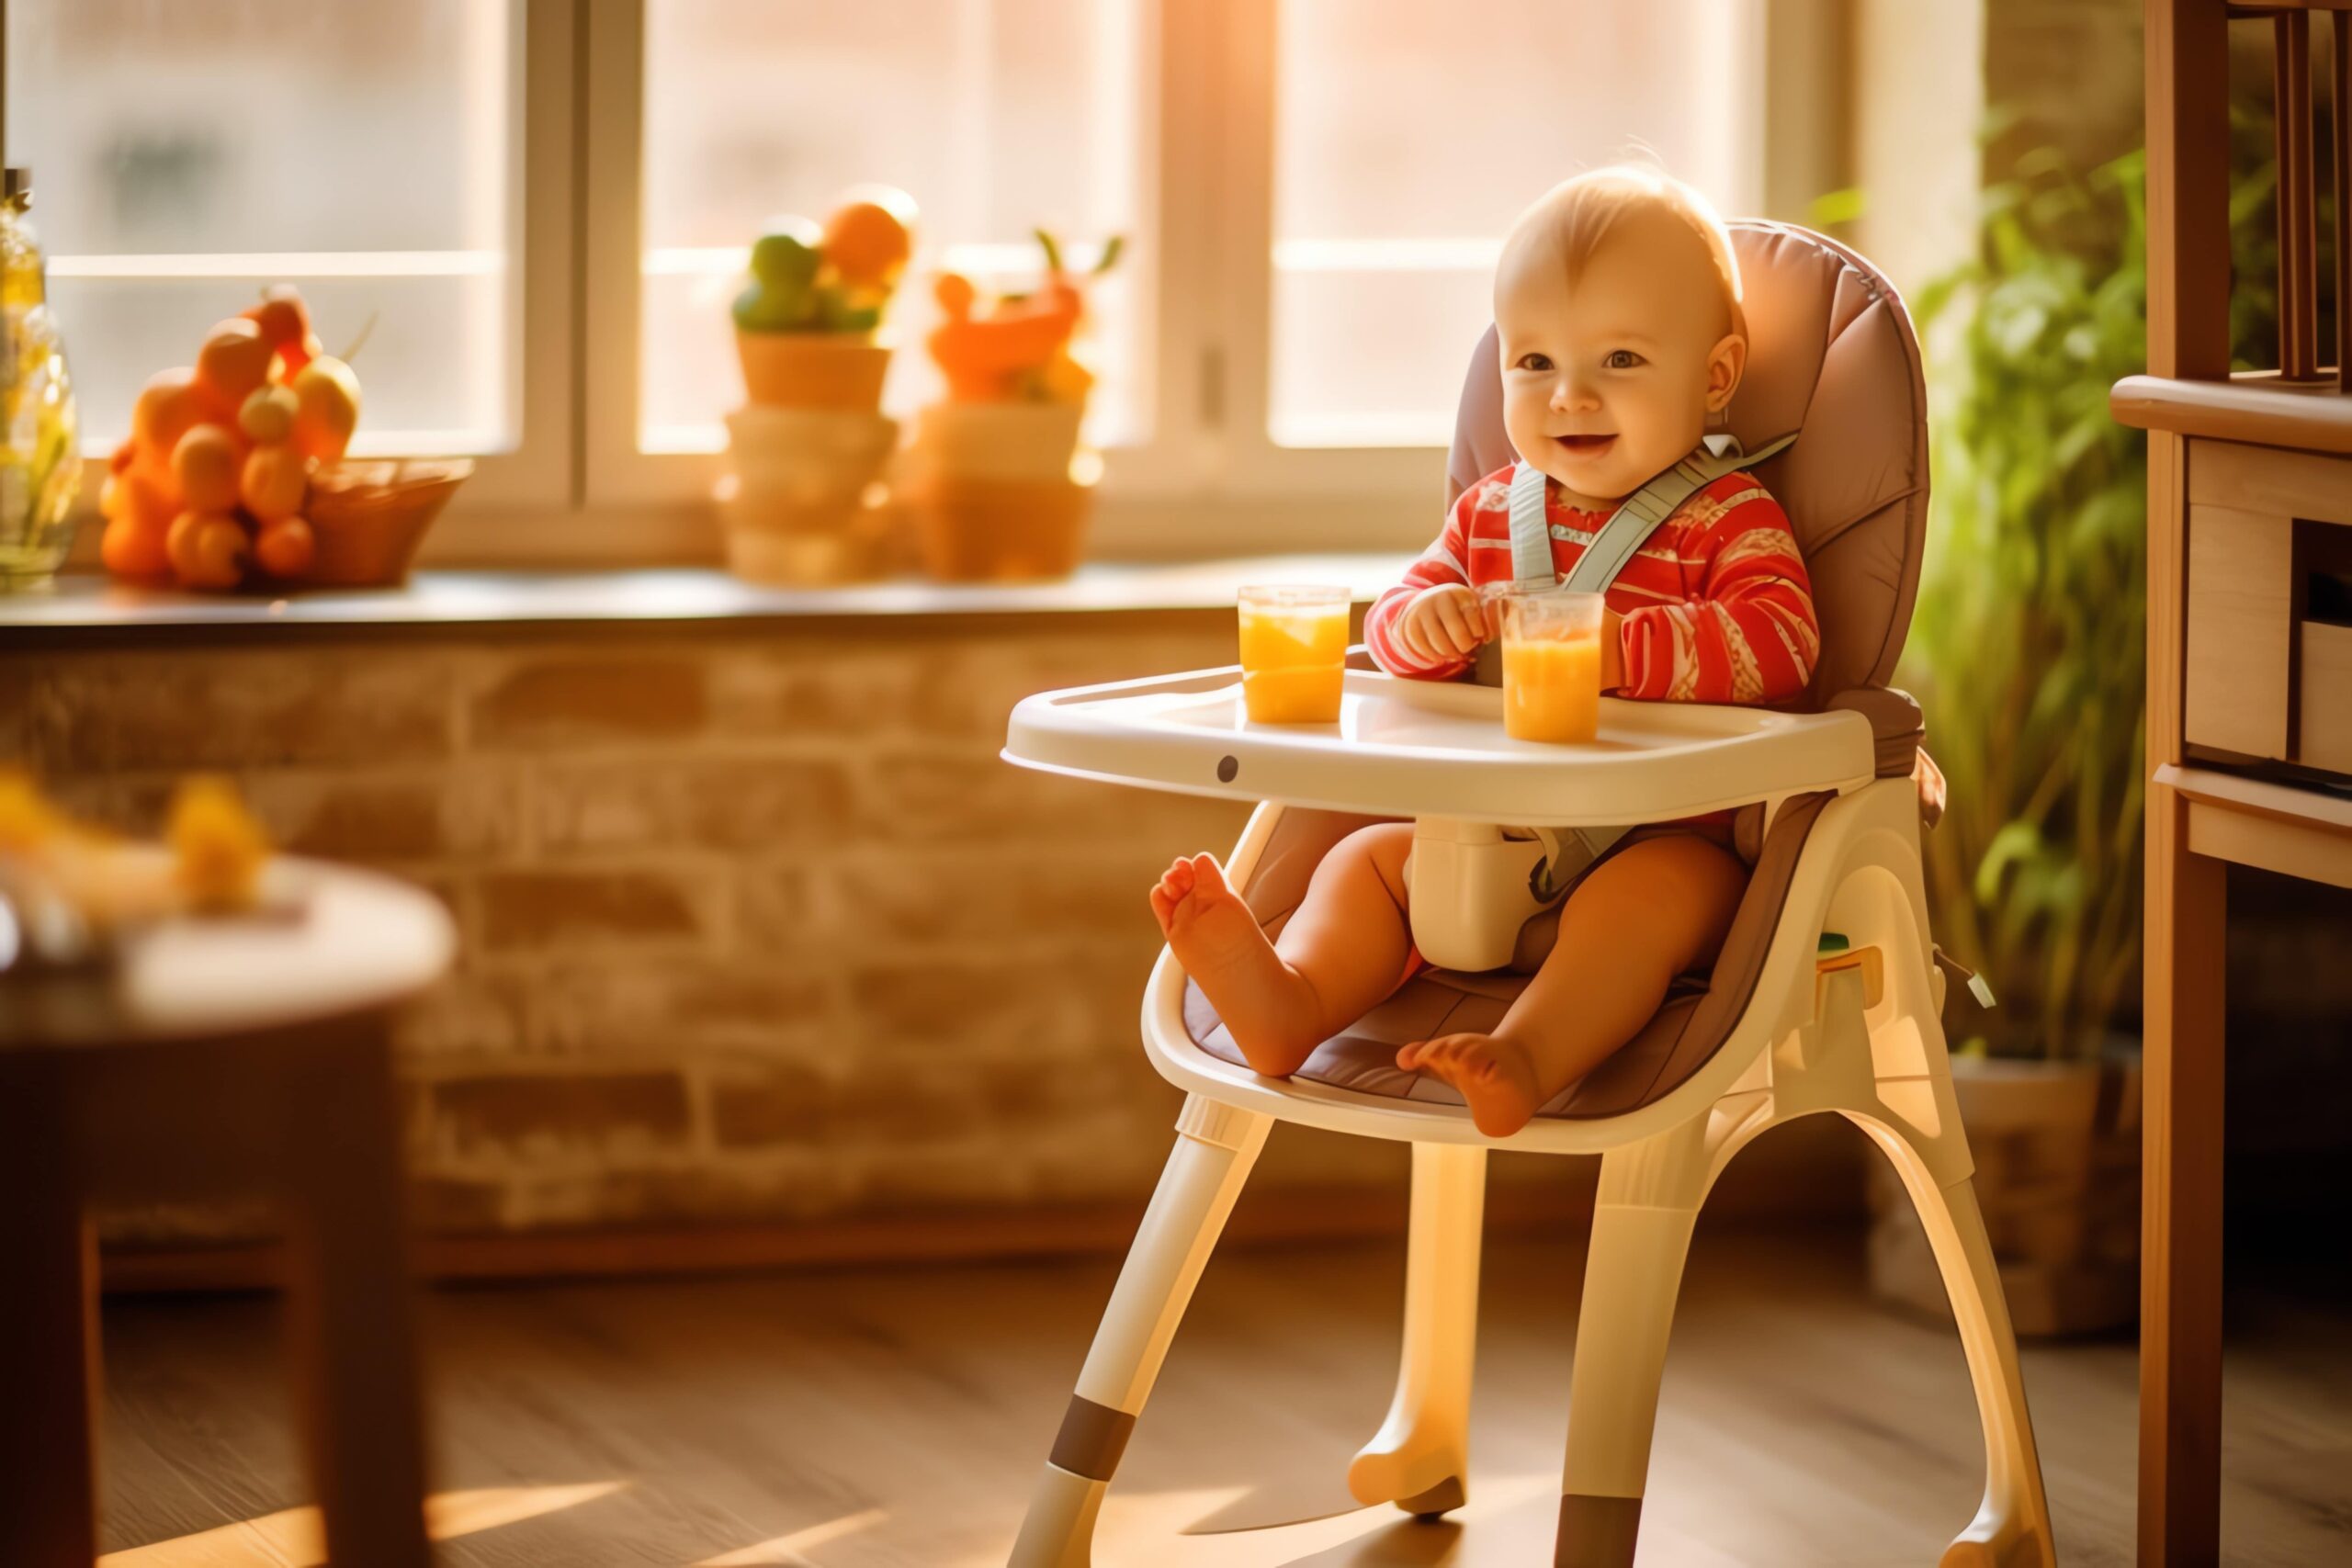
xmin=1001 ymin=222 xmax=2055 ymax=1568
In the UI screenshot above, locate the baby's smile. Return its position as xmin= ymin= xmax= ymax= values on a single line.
xmin=1552 ymin=432 xmax=1617 ymax=457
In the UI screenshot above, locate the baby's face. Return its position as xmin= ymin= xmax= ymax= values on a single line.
xmin=1495 ymin=206 xmax=1745 ymax=503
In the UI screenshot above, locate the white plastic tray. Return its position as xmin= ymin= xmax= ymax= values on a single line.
xmin=1003 ymin=664 xmax=1876 ymax=827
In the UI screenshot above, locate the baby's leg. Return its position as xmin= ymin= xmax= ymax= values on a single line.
xmin=1150 ymin=821 xmax=1417 ymax=1077
xmin=1398 ymin=833 xmax=1747 ymax=1136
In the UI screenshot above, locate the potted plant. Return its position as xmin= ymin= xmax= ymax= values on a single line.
xmin=1877 ymin=115 xmax=2292 ymax=1336
xmin=1872 ymin=147 xmax=2154 ymax=1337
xmin=901 ymin=229 xmax=1122 ymax=581
xmin=720 ymin=187 xmax=917 ymax=585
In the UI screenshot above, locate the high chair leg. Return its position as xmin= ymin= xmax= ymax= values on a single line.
xmin=1349 ymin=1141 xmax=1486 ymax=1517
xmin=1007 ymin=1094 xmax=1270 ymax=1568
xmin=1555 ymin=1123 xmax=1711 ymax=1568
xmin=1850 ymin=1114 xmax=2057 ymax=1568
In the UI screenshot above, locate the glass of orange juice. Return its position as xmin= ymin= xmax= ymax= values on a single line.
xmin=1238 ymin=584 xmax=1349 ymax=723
xmin=1492 ymin=586 xmax=1606 ymax=742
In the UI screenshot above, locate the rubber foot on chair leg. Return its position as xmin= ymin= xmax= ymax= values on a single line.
xmin=1939 ymin=1529 xmax=2052 ymax=1568
xmin=1555 ymin=1494 xmax=1641 ymax=1568
xmin=1396 ymin=1475 xmax=1465 ymax=1520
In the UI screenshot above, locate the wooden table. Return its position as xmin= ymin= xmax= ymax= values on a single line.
xmin=0 ymin=858 xmax=455 ymax=1568
xmin=2123 ymin=5 xmax=2352 ymax=1562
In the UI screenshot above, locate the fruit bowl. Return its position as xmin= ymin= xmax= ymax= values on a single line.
xmin=300 ymin=458 xmax=471 ymax=587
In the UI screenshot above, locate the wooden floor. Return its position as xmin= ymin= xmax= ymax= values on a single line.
xmin=91 ymin=1225 xmax=2349 ymax=1567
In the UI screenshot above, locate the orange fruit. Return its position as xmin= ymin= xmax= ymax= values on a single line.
xmin=279 ymin=332 xmax=321 ymax=379
xmin=194 ymin=319 xmax=274 ymax=416
xmin=238 ymin=384 xmax=299 ymax=445
xmin=131 ymin=368 xmax=206 ymax=472
xmin=171 ymin=424 xmax=244 ymax=513
xmin=821 ymin=187 xmax=917 ymax=287
xmin=290 ymin=355 xmax=361 ymax=462
xmin=240 ymin=442 xmax=310 ymax=522
xmin=165 ymin=511 xmax=250 ymax=591
xmin=253 ymin=515 xmax=315 ymax=580
xmin=242 ymin=285 xmax=311 ymax=353
xmin=107 ymin=465 xmax=178 ymax=533
xmin=102 ymin=512 xmax=173 ymax=581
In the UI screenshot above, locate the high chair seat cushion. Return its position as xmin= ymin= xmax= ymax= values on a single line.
xmin=1447 ymin=221 xmax=1928 ymax=719
xmin=1182 ymin=792 xmax=1832 ymax=1120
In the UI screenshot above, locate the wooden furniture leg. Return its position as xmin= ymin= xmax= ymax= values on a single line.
xmin=0 ymin=1055 xmax=101 ymax=1568
xmin=277 ymin=1014 xmax=435 ymax=1568
xmin=2141 ymin=785 xmax=2227 ymax=1567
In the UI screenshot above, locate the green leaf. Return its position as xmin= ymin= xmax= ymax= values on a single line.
xmin=1806 ymin=186 xmax=1869 ymax=227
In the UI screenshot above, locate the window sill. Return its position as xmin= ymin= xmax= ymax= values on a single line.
xmin=0 ymin=555 xmax=1410 ymax=647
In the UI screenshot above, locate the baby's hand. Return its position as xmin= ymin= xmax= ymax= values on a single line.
xmin=1396 ymin=584 xmax=1489 ymax=665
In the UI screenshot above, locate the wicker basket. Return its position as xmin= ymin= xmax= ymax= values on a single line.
xmin=301 ymin=459 xmax=473 ymax=587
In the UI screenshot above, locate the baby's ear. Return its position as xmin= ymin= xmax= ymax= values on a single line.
xmin=1706 ymin=332 xmax=1748 ymax=410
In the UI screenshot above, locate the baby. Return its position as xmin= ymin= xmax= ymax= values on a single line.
xmin=1151 ymin=168 xmax=1820 ymax=1137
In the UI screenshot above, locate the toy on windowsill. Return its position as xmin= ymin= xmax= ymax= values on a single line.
xmin=905 ymin=229 xmax=1123 ymax=581
xmin=0 ymin=772 xmax=277 ymax=974
xmin=96 ymin=286 xmax=470 ymax=592
xmin=720 ymin=187 xmax=918 ymax=586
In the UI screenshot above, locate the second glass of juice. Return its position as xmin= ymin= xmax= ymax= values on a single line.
xmin=1494 ymin=587 xmax=1606 ymax=742
xmin=1238 ymin=584 xmax=1349 ymax=723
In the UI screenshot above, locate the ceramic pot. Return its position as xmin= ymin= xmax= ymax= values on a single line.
xmin=716 ymin=406 xmax=904 ymax=587
xmin=723 ymin=407 xmax=898 ymax=508
xmin=735 ymin=331 xmax=892 ymax=412
xmin=906 ymin=469 xmax=1095 ymax=581
xmin=907 ymin=399 xmax=1084 ymax=482
xmin=718 ymin=485 xmax=904 ymax=587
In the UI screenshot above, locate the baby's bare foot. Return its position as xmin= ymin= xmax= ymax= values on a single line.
xmin=1150 ymin=852 xmax=1325 ymax=1077
xmin=1396 ymin=1033 xmax=1544 ymax=1138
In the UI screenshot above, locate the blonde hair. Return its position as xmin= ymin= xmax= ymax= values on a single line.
xmin=1511 ymin=165 xmax=1746 ymax=341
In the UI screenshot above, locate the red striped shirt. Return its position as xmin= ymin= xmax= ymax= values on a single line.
xmin=1363 ymin=464 xmax=1820 ymax=705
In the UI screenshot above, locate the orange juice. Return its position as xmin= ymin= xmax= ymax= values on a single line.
xmin=1238 ymin=601 xmax=1347 ymax=723
xmin=1502 ymin=633 xmax=1601 ymax=742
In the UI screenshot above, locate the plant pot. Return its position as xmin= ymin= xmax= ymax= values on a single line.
xmin=718 ymin=486 xmax=904 ymax=587
xmin=300 ymin=458 xmax=473 ymax=587
xmin=735 ymin=331 xmax=892 ymax=412
xmin=723 ymin=407 xmax=899 ymax=509
xmin=906 ymin=470 xmax=1095 ymax=581
xmin=1866 ymin=1043 xmax=2142 ymax=1337
xmin=908 ymin=399 xmax=1085 ymax=482
xmin=716 ymin=407 xmax=903 ymax=588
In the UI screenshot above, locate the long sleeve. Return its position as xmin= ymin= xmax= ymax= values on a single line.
xmin=1363 ymin=484 xmax=1483 ymax=680
xmin=1617 ymin=481 xmax=1818 ymax=704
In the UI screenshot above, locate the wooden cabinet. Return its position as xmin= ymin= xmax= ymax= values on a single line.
xmin=2179 ymin=439 xmax=2352 ymax=774
xmin=2115 ymin=4 xmax=2352 ymax=1562
xmin=2305 ymin=621 xmax=2352 ymax=772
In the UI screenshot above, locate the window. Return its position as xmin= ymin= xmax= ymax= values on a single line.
xmin=3 ymin=0 xmax=526 ymax=459
xmin=6 ymin=0 xmax=1814 ymax=564
xmin=1267 ymin=0 xmax=1766 ymax=449
xmin=637 ymin=0 xmax=1148 ymax=456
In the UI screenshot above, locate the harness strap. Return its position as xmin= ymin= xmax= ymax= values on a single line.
xmin=1504 ymin=430 xmax=1798 ymax=597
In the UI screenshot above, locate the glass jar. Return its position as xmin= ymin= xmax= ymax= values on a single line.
xmin=1 ymin=166 xmax=81 ymax=587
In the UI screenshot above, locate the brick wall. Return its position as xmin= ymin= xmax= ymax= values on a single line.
xmin=6 ymin=608 xmax=1885 ymax=1257
xmin=4 ymin=612 xmax=1469 ymax=1246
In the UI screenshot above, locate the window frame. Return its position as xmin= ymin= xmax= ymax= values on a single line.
xmin=17 ymin=0 xmax=1846 ymax=571
xmin=2 ymin=0 xmax=574 ymax=556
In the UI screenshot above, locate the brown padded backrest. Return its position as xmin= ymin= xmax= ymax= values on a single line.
xmin=1443 ymin=220 xmax=1929 ymax=707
